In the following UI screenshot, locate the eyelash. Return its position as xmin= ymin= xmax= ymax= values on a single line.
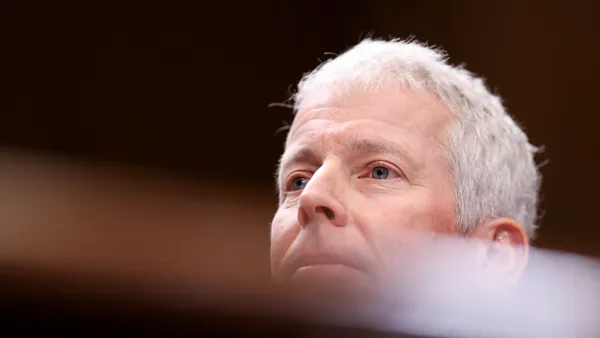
xmin=284 ymin=171 xmax=312 ymax=192
xmin=283 ymin=161 xmax=405 ymax=193
xmin=361 ymin=161 xmax=405 ymax=179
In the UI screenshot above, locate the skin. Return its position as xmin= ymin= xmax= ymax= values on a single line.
xmin=270 ymin=86 xmax=528 ymax=299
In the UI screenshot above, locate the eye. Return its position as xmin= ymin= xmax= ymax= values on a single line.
xmin=360 ymin=162 xmax=403 ymax=180
xmin=371 ymin=166 xmax=390 ymax=179
xmin=288 ymin=176 xmax=309 ymax=191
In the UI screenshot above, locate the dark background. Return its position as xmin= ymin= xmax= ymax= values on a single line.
xmin=0 ymin=0 xmax=599 ymax=294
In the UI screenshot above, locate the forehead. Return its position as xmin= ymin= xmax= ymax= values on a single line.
xmin=286 ymin=87 xmax=452 ymax=149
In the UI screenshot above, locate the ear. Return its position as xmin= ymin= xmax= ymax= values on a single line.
xmin=470 ymin=218 xmax=529 ymax=286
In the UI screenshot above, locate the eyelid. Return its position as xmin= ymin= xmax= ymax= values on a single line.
xmin=362 ymin=161 xmax=405 ymax=179
xmin=283 ymin=171 xmax=312 ymax=192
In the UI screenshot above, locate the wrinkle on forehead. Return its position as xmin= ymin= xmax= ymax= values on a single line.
xmin=295 ymin=85 xmax=451 ymax=119
xmin=290 ymin=92 xmax=451 ymax=143
xmin=282 ymin=85 xmax=453 ymax=163
xmin=286 ymin=118 xmax=420 ymax=159
xmin=288 ymin=107 xmax=388 ymax=144
xmin=278 ymin=117 xmax=428 ymax=190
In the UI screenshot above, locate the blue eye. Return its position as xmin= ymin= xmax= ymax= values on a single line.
xmin=371 ymin=166 xmax=389 ymax=179
xmin=290 ymin=177 xmax=309 ymax=191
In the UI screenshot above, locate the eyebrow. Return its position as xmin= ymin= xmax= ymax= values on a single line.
xmin=276 ymin=137 xmax=419 ymax=190
xmin=346 ymin=138 xmax=412 ymax=160
xmin=276 ymin=146 xmax=320 ymax=184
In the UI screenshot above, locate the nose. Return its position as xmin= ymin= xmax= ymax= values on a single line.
xmin=297 ymin=161 xmax=348 ymax=228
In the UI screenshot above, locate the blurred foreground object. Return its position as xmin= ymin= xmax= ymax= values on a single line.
xmin=0 ymin=149 xmax=273 ymax=292
xmin=0 ymin=151 xmax=599 ymax=337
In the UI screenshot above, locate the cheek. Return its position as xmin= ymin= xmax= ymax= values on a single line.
xmin=352 ymin=194 xmax=453 ymax=251
xmin=355 ymin=195 xmax=424 ymax=230
xmin=378 ymin=189 xmax=454 ymax=231
xmin=270 ymin=209 xmax=301 ymax=271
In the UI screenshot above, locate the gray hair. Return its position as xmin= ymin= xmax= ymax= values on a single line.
xmin=291 ymin=38 xmax=542 ymax=239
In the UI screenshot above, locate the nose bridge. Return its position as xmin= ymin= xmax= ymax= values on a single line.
xmin=297 ymin=157 xmax=348 ymax=227
xmin=307 ymin=156 xmax=345 ymax=198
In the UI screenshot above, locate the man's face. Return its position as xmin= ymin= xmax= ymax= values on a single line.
xmin=270 ymin=87 xmax=457 ymax=296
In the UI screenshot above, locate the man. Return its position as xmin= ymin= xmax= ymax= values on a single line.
xmin=270 ymin=38 xmax=541 ymax=301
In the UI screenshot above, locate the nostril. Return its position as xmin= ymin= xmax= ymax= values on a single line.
xmin=317 ymin=206 xmax=335 ymax=220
